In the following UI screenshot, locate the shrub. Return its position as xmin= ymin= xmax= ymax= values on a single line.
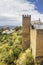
xmin=16 ymin=49 xmax=34 ymax=65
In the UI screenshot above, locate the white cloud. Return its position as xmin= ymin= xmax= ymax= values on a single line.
xmin=0 ymin=0 xmax=43 ymax=25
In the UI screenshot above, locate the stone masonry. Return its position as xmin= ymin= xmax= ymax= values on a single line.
xmin=22 ymin=15 xmax=43 ymax=65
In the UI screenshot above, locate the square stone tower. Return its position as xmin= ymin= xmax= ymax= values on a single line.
xmin=22 ymin=15 xmax=31 ymax=50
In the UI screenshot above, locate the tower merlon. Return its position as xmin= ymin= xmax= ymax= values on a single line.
xmin=22 ymin=15 xmax=31 ymax=18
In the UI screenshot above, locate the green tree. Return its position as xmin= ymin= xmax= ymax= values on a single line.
xmin=16 ymin=49 xmax=34 ymax=65
xmin=15 ymin=26 xmax=22 ymax=31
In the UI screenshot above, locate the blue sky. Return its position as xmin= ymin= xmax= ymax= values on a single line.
xmin=27 ymin=0 xmax=43 ymax=13
xmin=0 ymin=0 xmax=43 ymax=26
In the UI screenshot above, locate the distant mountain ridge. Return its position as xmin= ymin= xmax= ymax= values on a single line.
xmin=0 ymin=25 xmax=15 ymax=29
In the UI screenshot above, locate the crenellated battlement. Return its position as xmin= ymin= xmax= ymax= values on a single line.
xmin=22 ymin=15 xmax=31 ymax=18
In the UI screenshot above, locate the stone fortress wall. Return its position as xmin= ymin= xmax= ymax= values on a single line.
xmin=22 ymin=15 xmax=43 ymax=65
